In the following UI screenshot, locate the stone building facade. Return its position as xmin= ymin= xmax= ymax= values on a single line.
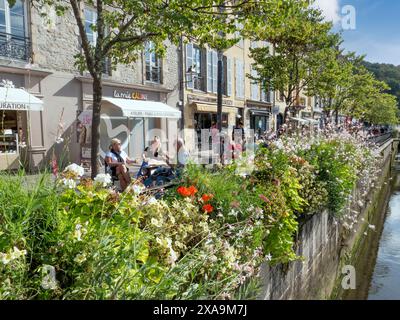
xmin=181 ymin=38 xmax=275 ymax=152
xmin=0 ymin=0 xmax=180 ymax=171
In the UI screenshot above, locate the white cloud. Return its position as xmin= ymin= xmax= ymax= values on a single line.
xmin=313 ymin=0 xmax=341 ymax=24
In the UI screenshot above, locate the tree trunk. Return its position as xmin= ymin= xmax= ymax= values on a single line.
xmin=283 ymin=105 xmax=289 ymax=123
xmin=91 ymin=76 xmax=102 ymax=178
xmin=335 ymin=107 xmax=339 ymax=126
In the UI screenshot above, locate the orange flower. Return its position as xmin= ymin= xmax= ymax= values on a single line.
xmin=177 ymin=185 xmax=198 ymax=197
xmin=188 ymin=185 xmax=198 ymax=196
xmin=201 ymin=194 xmax=214 ymax=202
xmin=202 ymin=204 xmax=214 ymax=214
xmin=177 ymin=186 xmax=191 ymax=197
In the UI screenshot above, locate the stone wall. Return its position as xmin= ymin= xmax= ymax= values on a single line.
xmin=30 ymin=5 xmax=179 ymax=95
xmin=258 ymin=139 xmax=399 ymax=300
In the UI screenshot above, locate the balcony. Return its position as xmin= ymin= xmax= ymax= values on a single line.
xmin=0 ymin=33 xmax=32 ymax=62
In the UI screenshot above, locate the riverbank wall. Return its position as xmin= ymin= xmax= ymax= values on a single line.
xmin=258 ymin=139 xmax=399 ymax=300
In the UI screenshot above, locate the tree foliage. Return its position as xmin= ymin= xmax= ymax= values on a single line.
xmin=246 ymin=0 xmax=339 ymax=119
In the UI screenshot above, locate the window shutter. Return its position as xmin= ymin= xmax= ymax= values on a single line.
xmin=251 ymin=67 xmax=259 ymax=100
xmin=207 ymin=50 xmax=212 ymax=92
xmin=227 ymin=57 xmax=232 ymax=96
xmin=235 ymin=59 xmax=239 ymax=98
xmin=186 ymin=43 xmax=193 ymax=89
xmin=212 ymin=51 xmax=218 ymax=93
xmin=236 ymin=60 xmax=244 ymax=98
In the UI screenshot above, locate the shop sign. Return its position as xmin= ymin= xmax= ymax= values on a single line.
xmin=113 ymin=90 xmax=147 ymax=100
xmin=0 ymin=102 xmax=29 ymax=110
xmin=81 ymin=147 xmax=91 ymax=159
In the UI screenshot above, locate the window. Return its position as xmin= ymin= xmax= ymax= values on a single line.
xmin=0 ymin=0 xmax=29 ymax=61
xmin=235 ymin=59 xmax=244 ymax=99
xmin=0 ymin=0 xmax=25 ymax=37
xmin=145 ymin=42 xmax=161 ymax=83
xmin=250 ymin=67 xmax=259 ymax=101
xmin=207 ymin=50 xmax=218 ymax=93
xmin=261 ymin=88 xmax=272 ymax=103
xmin=84 ymin=8 xmax=97 ymax=45
xmin=250 ymin=41 xmax=258 ymax=49
xmin=84 ymin=8 xmax=111 ymax=75
xmin=186 ymin=43 xmax=204 ymax=91
xmin=279 ymin=91 xmax=285 ymax=102
xmin=234 ymin=21 xmax=244 ymax=48
xmin=0 ymin=110 xmax=21 ymax=154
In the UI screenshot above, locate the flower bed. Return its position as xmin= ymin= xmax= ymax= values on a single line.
xmin=0 ymin=130 xmax=381 ymax=299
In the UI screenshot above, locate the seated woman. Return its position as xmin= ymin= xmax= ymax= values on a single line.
xmin=144 ymin=138 xmax=189 ymax=188
xmin=105 ymin=138 xmax=135 ymax=191
xmin=137 ymin=136 xmax=163 ymax=178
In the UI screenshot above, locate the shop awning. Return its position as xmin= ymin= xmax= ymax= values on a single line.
xmin=249 ymin=109 xmax=271 ymax=116
xmin=304 ymin=118 xmax=320 ymax=125
xmin=289 ymin=117 xmax=309 ymax=124
xmin=193 ymin=102 xmax=237 ymax=114
xmin=102 ymin=97 xmax=181 ymax=119
xmin=0 ymin=87 xmax=43 ymax=111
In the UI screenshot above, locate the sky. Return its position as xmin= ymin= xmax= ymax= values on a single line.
xmin=314 ymin=0 xmax=400 ymax=66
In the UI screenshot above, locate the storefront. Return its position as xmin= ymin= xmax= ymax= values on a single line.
xmin=246 ymin=102 xmax=272 ymax=138
xmin=0 ymin=84 xmax=43 ymax=170
xmin=77 ymin=77 xmax=181 ymax=167
xmin=190 ymin=102 xmax=238 ymax=148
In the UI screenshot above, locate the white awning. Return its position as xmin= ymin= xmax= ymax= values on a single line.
xmin=0 ymin=87 xmax=43 ymax=111
xmin=102 ymin=97 xmax=181 ymax=119
xmin=289 ymin=117 xmax=309 ymax=124
xmin=304 ymin=118 xmax=320 ymax=125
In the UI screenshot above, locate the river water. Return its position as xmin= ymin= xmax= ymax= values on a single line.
xmin=340 ymin=168 xmax=400 ymax=300
xmin=367 ymin=171 xmax=400 ymax=300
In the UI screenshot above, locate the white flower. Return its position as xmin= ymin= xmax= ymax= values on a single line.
xmin=0 ymin=247 xmax=27 ymax=265
xmin=357 ymin=200 xmax=364 ymax=207
xmin=369 ymin=224 xmax=376 ymax=231
xmin=73 ymin=224 xmax=87 ymax=241
xmin=132 ymin=184 xmax=144 ymax=195
xmin=228 ymin=210 xmax=238 ymax=217
xmin=62 ymin=178 xmax=76 ymax=189
xmin=147 ymin=197 xmax=157 ymax=205
xmin=11 ymin=246 xmax=27 ymax=259
xmin=168 ymin=248 xmax=178 ymax=265
xmin=94 ymin=173 xmax=112 ymax=187
xmin=0 ymin=252 xmax=12 ymax=265
xmin=74 ymin=253 xmax=87 ymax=264
xmin=150 ymin=218 xmax=162 ymax=228
xmin=64 ymin=163 xmax=85 ymax=177
xmin=265 ymin=253 xmax=272 ymax=262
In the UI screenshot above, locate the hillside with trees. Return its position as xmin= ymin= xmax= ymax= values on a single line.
xmin=363 ymin=61 xmax=400 ymax=105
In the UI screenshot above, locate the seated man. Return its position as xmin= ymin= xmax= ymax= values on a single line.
xmin=104 ymin=138 xmax=135 ymax=191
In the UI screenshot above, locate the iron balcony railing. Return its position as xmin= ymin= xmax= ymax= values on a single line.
xmin=0 ymin=32 xmax=32 ymax=61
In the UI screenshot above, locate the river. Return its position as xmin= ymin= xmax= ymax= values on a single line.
xmin=368 ymin=171 xmax=400 ymax=300
xmin=342 ymin=168 xmax=400 ymax=300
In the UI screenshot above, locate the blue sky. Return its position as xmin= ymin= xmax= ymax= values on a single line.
xmin=315 ymin=0 xmax=400 ymax=65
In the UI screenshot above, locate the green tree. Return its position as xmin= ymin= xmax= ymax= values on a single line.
xmin=25 ymin=0 xmax=246 ymax=177
xmin=362 ymin=93 xmax=399 ymax=125
xmin=307 ymin=50 xmax=364 ymax=124
xmin=246 ymin=0 xmax=339 ymax=121
xmin=363 ymin=61 xmax=400 ymax=105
